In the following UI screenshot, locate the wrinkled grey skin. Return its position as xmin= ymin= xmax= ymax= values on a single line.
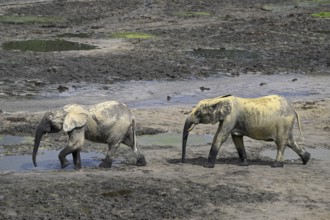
xmin=182 ymin=95 xmax=311 ymax=168
xmin=33 ymin=101 xmax=146 ymax=169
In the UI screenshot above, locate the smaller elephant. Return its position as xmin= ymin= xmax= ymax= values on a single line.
xmin=33 ymin=101 xmax=146 ymax=169
xmin=182 ymin=95 xmax=311 ymax=168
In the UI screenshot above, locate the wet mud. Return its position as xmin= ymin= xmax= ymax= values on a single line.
xmin=0 ymin=0 xmax=330 ymax=219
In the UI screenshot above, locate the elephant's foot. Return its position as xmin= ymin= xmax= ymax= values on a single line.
xmin=60 ymin=159 xmax=70 ymax=169
xmin=239 ymin=160 xmax=249 ymax=166
xmin=99 ymin=160 xmax=112 ymax=168
xmin=136 ymin=156 xmax=147 ymax=166
xmin=203 ymin=161 xmax=215 ymax=168
xmin=74 ymin=165 xmax=82 ymax=170
xmin=301 ymin=152 xmax=311 ymax=165
xmin=272 ymin=161 xmax=284 ymax=168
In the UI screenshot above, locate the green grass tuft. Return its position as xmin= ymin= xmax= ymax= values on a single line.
xmin=110 ymin=32 xmax=154 ymax=39
xmin=311 ymin=11 xmax=330 ymax=18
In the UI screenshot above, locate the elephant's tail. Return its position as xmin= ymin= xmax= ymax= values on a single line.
xmin=132 ymin=118 xmax=137 ymax=151
xmin=295 ymin=111 xmax=304 ymax=144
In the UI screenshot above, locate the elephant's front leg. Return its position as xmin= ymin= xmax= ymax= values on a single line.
xmin=231 ymin=134 xmax=249 ymax=166
xmin=58 ymin=148 xmax=72 ymax=169
xmin=58 ymin=128 xmax=85 ymax=169
xmin=72 ymin=150 xmax=81 ymax=170
xmin=204 ymin=125 xmax=230 ymax=168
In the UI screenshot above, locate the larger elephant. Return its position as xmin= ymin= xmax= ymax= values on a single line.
xmin=33 ymin=101 xmax=146 ymax=169
xmin=182 ymin=95 xmax=311 ymax=168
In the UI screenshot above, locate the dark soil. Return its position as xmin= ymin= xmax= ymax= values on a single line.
xmin=0 ymin=0 xmax=329 ymax=85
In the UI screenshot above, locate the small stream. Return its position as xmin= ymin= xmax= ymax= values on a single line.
xmin=1 ymin=133 xmax=330 ymax=172
xmin=0 ymin=73 xmax=329 ymax=112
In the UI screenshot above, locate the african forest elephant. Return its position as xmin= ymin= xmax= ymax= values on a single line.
xmin=33 ymin=101 xmax=146 ymax=169
xmin=182 ymin=95 xmax=311 ymax=168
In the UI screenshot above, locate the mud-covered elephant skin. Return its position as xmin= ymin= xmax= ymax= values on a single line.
xmin=33 ymin=101 xmax=146 ymax=169
xmin=182 ymin=95 xmax=311 ymax=168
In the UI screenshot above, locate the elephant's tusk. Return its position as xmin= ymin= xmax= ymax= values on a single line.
xmin=188 ymin=124 xmax=196 ymax=132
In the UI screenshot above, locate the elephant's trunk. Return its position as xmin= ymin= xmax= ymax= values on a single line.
xmin=182 ymin=117 xmax=195 ymax=163
xmin=33 ymin=126 xmax=45 ymax=167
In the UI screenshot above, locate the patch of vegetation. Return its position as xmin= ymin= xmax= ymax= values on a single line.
xmin=311 ymin=11 xmax=330 ymax=18
xmin=0 ymin=15 xmax=65 ymax=24
xmin=176 ymin=11 xmax=211 ymax=17
xmin=110 ymin=32 xmax=154 ymax=39
xmin=2 ymin=39 xmax=97 ymax=52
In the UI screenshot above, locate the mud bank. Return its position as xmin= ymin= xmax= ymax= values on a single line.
xmin=1 ymin=99 xmax=330 ymax=219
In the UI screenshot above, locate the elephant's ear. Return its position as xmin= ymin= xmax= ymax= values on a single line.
xmin=63 ymin=112 xmax=88 ymax=132
xmin=216 ymin=100 xmax=232 ymax=120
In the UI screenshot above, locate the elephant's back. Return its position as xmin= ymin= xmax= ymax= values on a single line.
xmin=88 ymin=101 xmax=133 ymax=123
xmin=240 ymin=95 xmax=291 ymax=111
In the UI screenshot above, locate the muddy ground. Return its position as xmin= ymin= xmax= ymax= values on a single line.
xmin=0 ymin=0 xmax=330 ymax=219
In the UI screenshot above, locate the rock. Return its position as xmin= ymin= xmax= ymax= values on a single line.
xmin=200 ymin=86 xmax=210 ymax=92
xmin=57 ymin=85 xmax=69 ymax=93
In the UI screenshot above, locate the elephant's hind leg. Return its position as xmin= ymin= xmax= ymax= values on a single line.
xmin=273 ymin=139 xmax=288 ymax=168
xmin=99 ymin=140 xmax=121 ymax=168
xmin=123 ymin=131 xmax=146 ymax=166
xmin=231 ymin=134 xmax=249 ymax=166
xmin=287 ymin=136 xmax=311 ymax=165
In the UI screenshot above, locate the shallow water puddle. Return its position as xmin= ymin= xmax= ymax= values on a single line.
xmin=0 ymin=135 xmax=33 ymax=146
xmin=0 ymin=150 xmax=105 ymax=172
xmin=0 ymin=135 xmax=105 ymax=172
xmin=0 ymin=133 xmax=210 ymax=172
xmin=2 ymin=39 xmax=97 ymax=52
xmin=261 ymin=148 xmax=330 ymax=161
